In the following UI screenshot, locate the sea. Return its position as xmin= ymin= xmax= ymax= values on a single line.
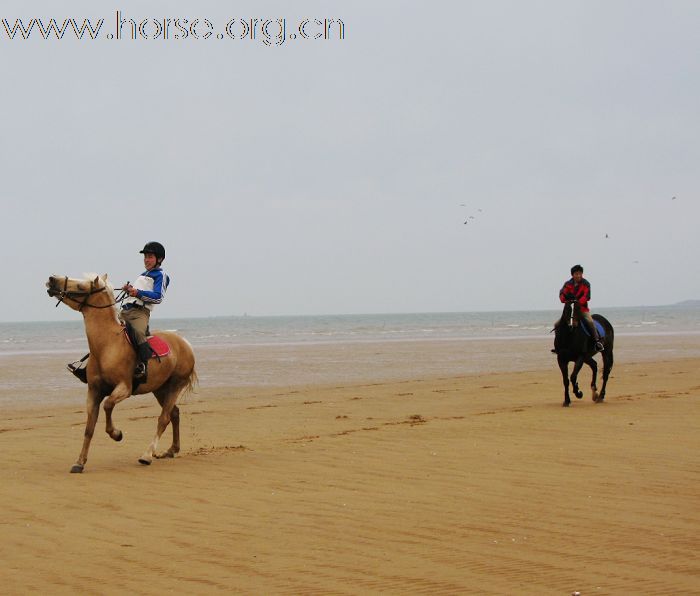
xmin=2 ymin=305 xmax=700 ymax=404
xmin=2 ymin=304 xmax=699 ymax=357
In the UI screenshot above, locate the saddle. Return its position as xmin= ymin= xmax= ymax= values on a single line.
xmin=122 ymin=326 xmax=171 ymax=358
xmin=580 ymin=319 xmax=606 ymax=340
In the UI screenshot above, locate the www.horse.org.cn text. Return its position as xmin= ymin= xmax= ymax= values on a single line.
xmin=1 ymin=12 xmax=346 ymax=46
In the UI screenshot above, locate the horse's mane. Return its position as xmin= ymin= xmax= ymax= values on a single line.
xmin=82 ymin=272 xmax=115 ymax=294
xmin=82 ymin=273 xmax=120 ymax=322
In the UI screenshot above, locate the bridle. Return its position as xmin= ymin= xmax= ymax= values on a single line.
xmin=52 ymin=277 xmax=127 ymax=312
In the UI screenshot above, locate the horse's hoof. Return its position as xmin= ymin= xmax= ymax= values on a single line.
xmin=563 ymin=402 xmax=570 ymax=407
xmin=138 ymin=457 xmax=152 ymax=466
xmin=113 ymin=430 xmax=123 ymax=442
xmin=70 ymin=464 xmax=84 ymax=473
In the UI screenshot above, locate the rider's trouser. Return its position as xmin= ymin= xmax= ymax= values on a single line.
xmin=119 ymin=305 xmax=150 ymax=345
xmin=580 ymin=311 xmax=601 ymax=342
xmin=119 ymin=306 xmax=151 ymax=365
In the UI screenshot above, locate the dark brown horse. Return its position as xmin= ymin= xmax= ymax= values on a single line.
xmin=553 ymin=301 xmax=614 ymax=407
xmin=47 ymin=274 xmax=197 ymax=472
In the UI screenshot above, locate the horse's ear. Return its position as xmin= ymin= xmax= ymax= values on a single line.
xmin=93 ymin=275 xmax=100 ymax=286
xmin=101 ymin=273 xmax=108 ymax=283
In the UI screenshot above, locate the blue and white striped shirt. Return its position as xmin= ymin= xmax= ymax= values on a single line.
xmin=123 ymin=268 xmax=169 ymax=311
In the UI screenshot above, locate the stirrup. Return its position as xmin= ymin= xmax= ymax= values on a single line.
xmin=595 ymin=341 xmax=604 ymax=352
xmin=67 ymin=361 xmax=88 ymax=384
xmin=134 ymin=362 xmax=147 ymax=381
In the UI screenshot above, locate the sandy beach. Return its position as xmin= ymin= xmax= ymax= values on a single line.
xmin=1 ymin=336 xmax=699 ymax=594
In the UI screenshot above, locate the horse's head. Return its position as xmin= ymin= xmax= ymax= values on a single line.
xmin=46 ymin=273 xmax=115 ymax=312
xmin=559 ymin=300 xmax=582 ymax=329
xmin=554 ymin=300 xmax=585 ymax=355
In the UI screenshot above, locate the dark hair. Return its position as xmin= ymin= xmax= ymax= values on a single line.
xmin=571 ymin=264 xmax=583 ymax=275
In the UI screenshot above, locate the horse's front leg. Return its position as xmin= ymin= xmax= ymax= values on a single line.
xmin=558 ymin=357 xmax=571 ymax=407
xmin=570 ymin=357 xmax=585 ymax=399
xmin=103 ymin=382 xmax=132 ymax=442
xmin=72 ymin=386 xmax=104 ymax=473
xmin=584 ymin=355 xmax=599 ymax=401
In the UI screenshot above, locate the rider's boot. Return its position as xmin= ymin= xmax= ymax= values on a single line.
xmin=134 ymin=343 xmax=151 ymax=382
xmin=585 ymin=319 xmax=604 ymax=352
xmin=67 ymin=354 xmax=89 ymax=384
xmin=593 ymin=331 xmax=604 ymax=352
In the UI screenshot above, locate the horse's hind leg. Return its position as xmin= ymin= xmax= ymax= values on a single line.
xmin=71 ymin=386 xmax=104 ymax=473
xmin=139 ymin=382 xmax=183 ymax=464
xmin=584 ymin=356 xmax=599 ymax=401
xmin=598 ymin=350 xmax=614 ymax=402
xmin=152 ymin=386 xmax=181 ymax=459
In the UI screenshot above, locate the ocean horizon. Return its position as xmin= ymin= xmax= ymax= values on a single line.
xmin=2 ymin=303 xmax=699 ymax=358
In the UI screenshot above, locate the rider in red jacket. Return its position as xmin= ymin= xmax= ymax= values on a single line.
xmin=559 ymin=264 xmax=604 ymax=351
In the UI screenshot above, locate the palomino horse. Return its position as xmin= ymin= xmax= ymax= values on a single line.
xmin=46 ymin=274 xmax=197 ymax=473
xmin=553 ymin=301 xmax=614 ymax=407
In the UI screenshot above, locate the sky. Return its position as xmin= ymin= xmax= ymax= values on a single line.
xmin=1 ymin=0 xmax=699 ymax=322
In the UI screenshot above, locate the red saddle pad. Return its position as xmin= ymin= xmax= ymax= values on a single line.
xmin=123 ymin=329 xmax=171 ymax=358
xmin=147 ymin=335 xmax=170 ymax=358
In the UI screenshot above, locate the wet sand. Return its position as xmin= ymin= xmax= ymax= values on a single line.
xmin=1 ymin=336 xmax=699 ymax=594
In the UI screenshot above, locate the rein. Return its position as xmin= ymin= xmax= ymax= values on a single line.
xmin=53 ymin=278 xmax=127 ymax=312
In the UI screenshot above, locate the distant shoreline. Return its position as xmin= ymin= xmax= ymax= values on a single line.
xmin=2 ymin=300 xmax=699 ymax=326
xmin=3 ymin=328 xmax=700 ymax=359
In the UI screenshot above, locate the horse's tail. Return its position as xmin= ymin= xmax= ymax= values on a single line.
xmin=183 ymin=367 xmax=199 ymax=397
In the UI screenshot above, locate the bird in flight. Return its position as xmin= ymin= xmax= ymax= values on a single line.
xmin=460 ymin=205 xmax=480 ymax=225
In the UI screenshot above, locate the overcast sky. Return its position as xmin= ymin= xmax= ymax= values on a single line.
xmin=2 ymin=0 xmax=699 ymax=323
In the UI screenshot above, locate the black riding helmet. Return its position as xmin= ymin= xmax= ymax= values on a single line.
xmin=140 ymin=241 xmax=166 ymax=262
